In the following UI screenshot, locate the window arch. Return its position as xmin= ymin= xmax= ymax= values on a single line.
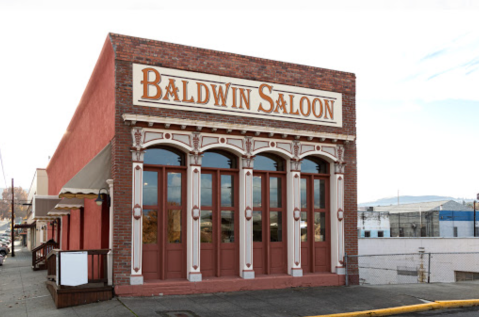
xmin=202 ymin=150 xmax=237 ymax=169
xmin=144 ymin=146 xmax=185 ymax=166
xmin=254 ymin=153 xmax=285 ymax=171
xmin=301 ymin=156 xmax=329 ymax=174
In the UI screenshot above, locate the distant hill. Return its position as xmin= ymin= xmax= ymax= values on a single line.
xmin=359 ymin=195 xmax=473 ymax=207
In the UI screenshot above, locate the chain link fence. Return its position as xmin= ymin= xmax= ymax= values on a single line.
xmin=345 ymin=252 xmax=479 ymax=286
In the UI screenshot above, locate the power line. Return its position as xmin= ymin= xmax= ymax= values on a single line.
xmin=0 ymin=147 xmax=7 ymax=188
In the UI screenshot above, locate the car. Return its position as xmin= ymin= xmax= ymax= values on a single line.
xmin=0 ymin=246 xmax=7 ymax=257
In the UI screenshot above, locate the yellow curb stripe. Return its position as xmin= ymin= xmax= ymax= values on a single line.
xmin=436 ymin=299 xmax=479 ymax=309
xmin=307 ymin=303 xmax=440 ymax=317
xmin=308 ymin=299 xmax=479 ymax=317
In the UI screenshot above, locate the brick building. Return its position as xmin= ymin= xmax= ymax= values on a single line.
xmin=44 ymin=33 xmax=357 ymax=296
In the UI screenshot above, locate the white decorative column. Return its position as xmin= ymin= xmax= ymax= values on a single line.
xmin=130 ymin=128 xmax=145 ymax=285
xmin=187 ymin=132 xmax=202 ymax=282
xmin=287 ymin=156 xmax=303 ymax=277
xmin=240 ymin=146 xmax=255 ymax=279
xmin=333 ymin=145 xmax=346 ymax=275
xmin=107 ymin=179 xmax=114 ymax=286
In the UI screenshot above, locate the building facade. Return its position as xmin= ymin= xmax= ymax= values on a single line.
xmin=44 ymin=33 xmax=357 ymax=295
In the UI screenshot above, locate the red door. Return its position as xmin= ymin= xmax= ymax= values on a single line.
xmin=253 ymin=172 xmax=287 ymax=275
xmin=142 ymin=167 xmax=187 ymax=280
xmin=200 ymin=169 xmax=239 ymax=278
xmin=300 ymin=159 xmax=331 ymax=273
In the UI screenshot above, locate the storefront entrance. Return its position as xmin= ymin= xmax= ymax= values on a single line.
xmin=142 ymin=147 xmax=187 ymax=280
xmin=200 ymin=150 xmax=239 ymax=278
xmin=253 ymin=153 xmax=287 ymax=275
xmin=300 ymin=157 xmax=331 ymax=273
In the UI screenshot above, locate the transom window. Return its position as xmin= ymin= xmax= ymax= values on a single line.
xmin=301 ymin=157 xmax=329 ymax=174
xmin=254 ymin=153 xmax=285 ymax=171
xmin=202 ymin=150 xmax=237 ymax=169
xmin=144 ymin=147 xmax=185 ymax=166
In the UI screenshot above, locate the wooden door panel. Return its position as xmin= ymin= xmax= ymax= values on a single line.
xmin=201 ymin=248 xmax=215 ymax=277
xmin=143 ymin=250 xmax=159 ymax=275
xmin=270 ymin=247 xmax=285 ymax=273
xmin=253 ymin=247 xmax=264 ymax=274
xmin=220 ymin=248 xmax=236 ymax=275
xmin=301 ymin=246 xmax=309 ymax=272
xmin=166 ymin=249 xmax=183 ymax=278
xmin=315 ymin=246 xmax=329 ymax=272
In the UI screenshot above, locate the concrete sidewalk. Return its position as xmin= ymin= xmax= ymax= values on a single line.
xmin=2 ymin=242 xmax=479 ymax=317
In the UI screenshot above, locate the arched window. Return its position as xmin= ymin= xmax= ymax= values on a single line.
xmin=301 ymin=156 xmax=329 ymax=174
xmin=202 ymin=150 xmax=237 ymax=169
xmin=144 ymin=147 xmax=185 ymax=166
xmin=254 ymin=153 xmax=285 ymax=171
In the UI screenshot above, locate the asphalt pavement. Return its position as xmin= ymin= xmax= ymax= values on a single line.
xmin=2 ymin=240 xmax=479 ymax=317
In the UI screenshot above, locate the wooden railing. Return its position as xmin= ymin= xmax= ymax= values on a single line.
xmin=32 ymin=240 xmax=59 ymax=270
xmin=46 ymin=249 xmax=110 ymax=286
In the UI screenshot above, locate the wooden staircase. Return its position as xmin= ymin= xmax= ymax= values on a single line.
xmin=32 ymin=240 xmax=59 ymax=271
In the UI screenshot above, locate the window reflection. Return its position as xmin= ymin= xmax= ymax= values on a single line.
xmin=201 ymin=174 xmax=213 ymax=207
xmin=143 ymin=171 xmax=158 ymax=206
xmin=301 ymin=212 xmax=307 ymax=242
xmin=253 ymin=211 xmax=262 ymax=242
xmin=314 ymin=212 xmax=326 ymax=242
xmin=300 ymin=178 xmax=307 ymax=209
xmin=301 ymin=157 xmax=328 ymax=174
xmin=143 ymin=209 xmax=157 ymax=244
xmin=269 ymin=177 xmax=282 ymax=208
xmin=314 ymin=179 xmax=325 ymax=209
xmin=167 ymin=209 xmax=182 ymax=243
xmin=221 ymin=211 xmax=234 ymax=243
xmin=200 ymin=210 xmax=213 ymax=243
xmin=167 ymin=172 xmax=182 ymax=206
xmin=202 ymin=151 xmax=237 ymax=169
xmin=253 ymin=176 xmax=262 ymax=208
xmin=144 ymin=148 xmax=184 ymax=166
xmin=270 ymin=211 xmax=282 ymax=242
xmin=221 ymin=175 xmax=234 ymax=207
xmin=254 ymin=153 xmax=284 ymax=171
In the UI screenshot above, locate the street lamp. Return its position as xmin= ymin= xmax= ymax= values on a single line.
xmin=95 ymin=188 xmax=110 ymax=207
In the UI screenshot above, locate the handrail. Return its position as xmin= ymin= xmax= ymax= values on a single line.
xmin=32 ymin=241 xmax=60 ymax=270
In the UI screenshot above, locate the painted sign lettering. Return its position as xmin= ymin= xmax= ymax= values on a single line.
xmin=133 ymin=64 xmax=342 ymax=127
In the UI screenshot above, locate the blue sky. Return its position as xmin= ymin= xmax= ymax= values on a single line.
xmin=0 ymin=0 xmax=478 ymax=203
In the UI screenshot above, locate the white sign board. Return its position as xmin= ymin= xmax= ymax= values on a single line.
xmin=60 ymin=251 xmax=88 ymax=286
xmin=133 ymin=64 xmax=343 ymax=127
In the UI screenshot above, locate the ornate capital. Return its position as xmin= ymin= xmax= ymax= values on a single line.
xmin=290 ymin=159 xmax=301 ymax=172
xmin=242 ymin=155 xmax=254 ymax=169
xmin=245 ymin=136 xmax=253 ymax=156
xmin=131 ymin=149 xmax=145 ymax=163
xmin=335 ymin=162 xmax=346 ymax=174
xmin=189 ymin=152 xmax=203 ymax=166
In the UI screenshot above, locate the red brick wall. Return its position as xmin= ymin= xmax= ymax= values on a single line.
xmin=109 ymin=33 xmax=357 ymax=286
xmin=46 ymin=37 xmax=116 ymax=195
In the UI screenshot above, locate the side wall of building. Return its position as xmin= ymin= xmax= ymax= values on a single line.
xmin=46 ymin=38 xmax=116 ymax=195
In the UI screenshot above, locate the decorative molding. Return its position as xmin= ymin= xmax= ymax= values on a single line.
xmin=245 ymin=207 xmax=252 ymax=221
xmin=122 ymin=113 xmax=356 ymax=142
xmin=133 ymin=204 xmax=142 ymax=220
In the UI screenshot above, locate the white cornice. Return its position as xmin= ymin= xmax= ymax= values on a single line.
xmin=122 ymin=114 xmax=356 ymax=142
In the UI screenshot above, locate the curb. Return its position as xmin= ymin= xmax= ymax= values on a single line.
xmin=308 ymin=299 xmax=479 ymax=317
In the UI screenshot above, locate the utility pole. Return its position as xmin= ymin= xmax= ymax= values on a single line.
xmin=11 ymin=178 xmax=15 ymax=257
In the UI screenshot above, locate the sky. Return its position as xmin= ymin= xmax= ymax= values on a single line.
xmin=0 ymin=0 xmax=478 ymax=203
